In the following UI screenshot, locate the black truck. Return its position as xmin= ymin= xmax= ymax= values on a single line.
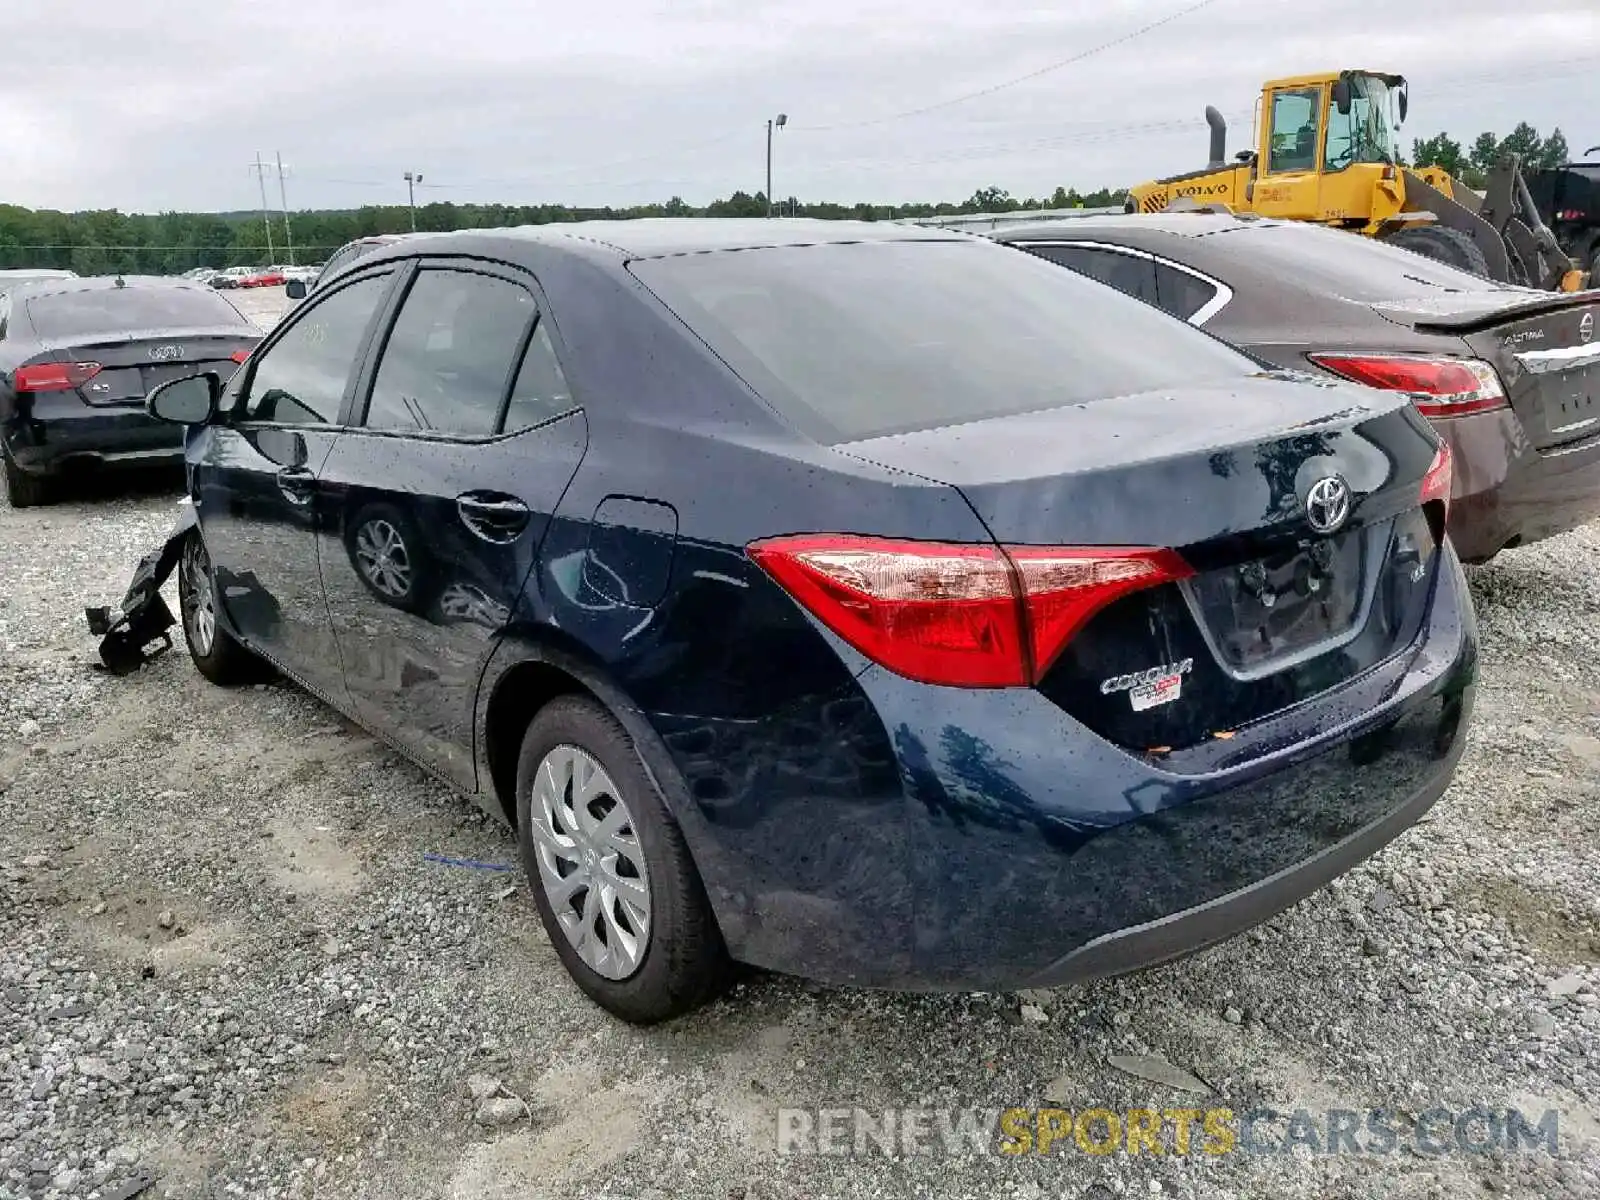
xmin=1526 ymin=147 xmax=1600 ymax=284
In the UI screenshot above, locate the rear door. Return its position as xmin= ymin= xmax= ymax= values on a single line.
xmin=315 ymin=259 xmax=587 ymax=789
xmin=192 ymin=268 xmax=399 ymax=700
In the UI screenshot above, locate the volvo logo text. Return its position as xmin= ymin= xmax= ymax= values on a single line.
xmin=1304 ymin=475 xmax=1352 ymax=535
xmin=149 ymin=344 xmax=185 ymax=361
xmin=1581 ymin=313 xmax=1594 ymax=345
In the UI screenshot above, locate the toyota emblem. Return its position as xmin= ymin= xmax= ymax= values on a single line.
xmin=1581 ymin=312 xmax=1594 ymax=345
xmin=1304 ymin=475 xmax=1352 ymax=535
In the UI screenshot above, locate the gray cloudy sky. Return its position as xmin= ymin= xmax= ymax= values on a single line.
xmin=4 ymin=0 xmax=1597 ymax=213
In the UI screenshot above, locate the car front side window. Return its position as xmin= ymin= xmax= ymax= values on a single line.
xmin=238 ymin=273 xmax=391 ymax=425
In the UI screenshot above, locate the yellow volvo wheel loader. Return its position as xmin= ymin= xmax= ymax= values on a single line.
xmin=1127 ymin=70 xmax=1587 ymax=291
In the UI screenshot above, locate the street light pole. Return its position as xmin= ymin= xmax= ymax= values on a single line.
xmin=403 ymin=171 xmax=424 ymax=232
xmin=766 ymin=113 xmax=787 ymax=218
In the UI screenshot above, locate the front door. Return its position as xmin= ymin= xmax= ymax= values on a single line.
xmin=314 ymin=261 xmax=587 ymax=788
xmin=192 ymin=270 xmax=397 ymax=700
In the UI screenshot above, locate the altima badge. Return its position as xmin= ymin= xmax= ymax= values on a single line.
xmin=1304 ymin=474 xmax=1352 ymax=535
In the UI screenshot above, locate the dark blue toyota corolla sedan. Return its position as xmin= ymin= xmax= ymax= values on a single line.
xmin=142 ymin=219 xmax=1477 ymax=1023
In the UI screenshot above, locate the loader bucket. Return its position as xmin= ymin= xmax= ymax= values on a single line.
xmin=1398 ymin=170 xmax=1513 ymax=282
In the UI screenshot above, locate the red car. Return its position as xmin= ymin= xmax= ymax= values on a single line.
xmin=239 ymin=267 xmax=286 ymax=289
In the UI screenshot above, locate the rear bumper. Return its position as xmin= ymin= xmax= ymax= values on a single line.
xmin=658 ymin=544 xmax=1478 ymax=991
xmin=1442 ymin=413 xmax=1600 ymax=561
xmin=3 ymin=396 xmax=183 ymax=476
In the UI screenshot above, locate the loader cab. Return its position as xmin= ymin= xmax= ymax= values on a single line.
xmin=1252 ymin=70 xmax=1405 ymax=224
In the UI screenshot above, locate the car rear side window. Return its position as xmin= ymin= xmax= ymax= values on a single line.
xmin=25 ymin=286 xmax=251 ymax=340
xmin=241 ymin=273 xmax=391 ymax=424
xmin=632 ymin=240 xmax=1253 ymax=445
xmin=364 ymin=269 xmax=536 ymax=437
xmin=1026 ymin=244 xmax=1159 ymax=306
xmin=1153 ymin=263 xmax=1220 ymax=321
xmin=503 ymin=321 xmax=576 ymax=432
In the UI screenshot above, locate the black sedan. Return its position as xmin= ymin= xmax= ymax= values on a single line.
xmin=991 ymin=214 xmax=1600 ymax=563
xmin=0 ymin=276 xmax=260 ymax=506
xmin=141 ymin=220 xmax=1474 ymax=1022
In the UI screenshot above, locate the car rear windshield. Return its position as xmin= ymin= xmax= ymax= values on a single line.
xmin=1208 ymin=223 xmax=1526 ymax=302
xmin=26 ymin=286 xmax=250 ymax=340
xmin=630 ymin=240 xmax=1257 ymax=444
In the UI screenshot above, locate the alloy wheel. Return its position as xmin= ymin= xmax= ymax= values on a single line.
xmin=528 ymin=744 xmax=653 ymax=980
xmin=355 ymin=519 xmax=412 ymax=598
xmin=181 ymin=537 xmax=216 ymax=657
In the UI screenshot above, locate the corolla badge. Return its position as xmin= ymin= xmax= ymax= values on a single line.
xmin=149 ymin=344 xmax=184 ymax=361
xmin=1304 ymin=474 xmax=1352 ymax=535
xmin=1581 ymin=313 xmax=1594 ymax=345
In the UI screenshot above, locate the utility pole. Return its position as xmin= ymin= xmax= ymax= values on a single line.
xmin=251 ymin=154 xmax=276 ymax=262
xmin=275 ymin=153 xmax=295 ymax=266
xmin=403 ymin=171 xmax=424 ymax=232
xmin=765 ymin=114 xmax=787 ymax=218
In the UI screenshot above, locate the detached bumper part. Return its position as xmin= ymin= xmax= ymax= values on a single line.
xmin=85 ymin=530 xmax=187 ymax=675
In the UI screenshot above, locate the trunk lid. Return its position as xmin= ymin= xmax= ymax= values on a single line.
xmin=33 ymin=326 xmax=260 ymax=407
xmin=838 ymin=375 xmax=1446 ymax=751
xmin=1373 ymin=290 xmax=1600 ymax=451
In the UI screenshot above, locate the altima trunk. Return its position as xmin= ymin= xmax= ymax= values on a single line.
xmin=840 ymin=376 xmax=1448 ymax=750
xmin=1374 ymin=292 xmax=1600 ymax=451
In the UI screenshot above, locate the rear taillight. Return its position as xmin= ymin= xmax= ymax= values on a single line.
xmin=231 ymin=349 xmax=251 ymax=363
xmin=746 ymin=535 xmax=1192 ymax=688
xmin=1308 ymin=353 xmax=1507 ymax=419
xmin=13 ymin=361 xmax=102 ymax=393
xmin=1420 ymin=441 xmax=1452 ymax=543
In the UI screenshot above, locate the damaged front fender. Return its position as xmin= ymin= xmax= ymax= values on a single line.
xmin=85 ymin=498 xmax=201 ymax=675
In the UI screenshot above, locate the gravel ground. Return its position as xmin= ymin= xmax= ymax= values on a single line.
xmin=2 ymin=286 xmax=1598 ymax=1198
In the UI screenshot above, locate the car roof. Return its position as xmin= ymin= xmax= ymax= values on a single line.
xmin=392 ymin=218 xmax=966 ymax=261
xmin=990 ymin=212 xmax=1283 ymax=241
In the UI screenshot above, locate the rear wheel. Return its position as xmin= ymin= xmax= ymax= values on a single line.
xmin=515 ymin=695 xmax=727 ymax=1024
xmin=178 ymin=532 xmax=268 ymax=685
xmin=1384 ymin=225 xmax=1492 ymax=278
xmin=2 ymin=448 xmax=51 ymax=508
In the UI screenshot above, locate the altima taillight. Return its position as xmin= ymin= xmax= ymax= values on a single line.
xmin=1308 ymin=353 xmax=1508 ymax=419
xmin=746 ymin=535 xmax=1193 ymax=687
xmin=14 ymin=361 xmax=102 ymax=393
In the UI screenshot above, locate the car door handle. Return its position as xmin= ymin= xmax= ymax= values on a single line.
xmin=276 ymin=466 xmax=315 ymax=505
xmin=456 ymin=492 xmax=530 ymax=543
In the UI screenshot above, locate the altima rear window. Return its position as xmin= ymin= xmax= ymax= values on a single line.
xmin=26 ymin=286 xmax=251 ymax=340
xmin=630 ymin=240 xmax=1257 ymax=444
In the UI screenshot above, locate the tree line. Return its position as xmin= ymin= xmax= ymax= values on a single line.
xmin=0 ymin=185 xmax=1129 ymax=275
xmin=3 ymin=120 xmax=1581 ymax=275
xmin=1410 ymin=122 xmax=1573 ymax=188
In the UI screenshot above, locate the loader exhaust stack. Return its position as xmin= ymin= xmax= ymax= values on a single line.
xmin=1206 ymin=107 xmax=1227 ymax=168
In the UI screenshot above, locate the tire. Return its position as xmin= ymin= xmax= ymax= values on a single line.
xmin=515 ymin=695 xmax=727 ymax=1023
xmin=2 ymin=448 xmax=51 ymax=508
xmin=177 ymin=532 xmax=269 ymax=685
xmin=344 ymin=501 xmax=432 ymax=614
xmin=1383 ymin=225 xmax=1493 ymax=278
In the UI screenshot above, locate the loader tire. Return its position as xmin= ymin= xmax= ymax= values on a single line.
xmin=1384 ymin=225 xmax=1492 ymax=278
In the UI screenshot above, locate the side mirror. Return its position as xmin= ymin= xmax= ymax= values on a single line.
xmin=1331 ymin=78 xmax=1351 ymax=116
xmin=147 ymin=373 xmax=220 ymax=425
xmin=1396 ymin=89 xmax=1408 ymax=124
xmin=253 ymin=427 xmax=308 ymax=468
xmin=284 ymin=279 xmax=307 ymax=300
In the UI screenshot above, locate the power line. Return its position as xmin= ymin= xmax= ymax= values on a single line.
xmin=790 ymin=0 xmax=1229 ymax=132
